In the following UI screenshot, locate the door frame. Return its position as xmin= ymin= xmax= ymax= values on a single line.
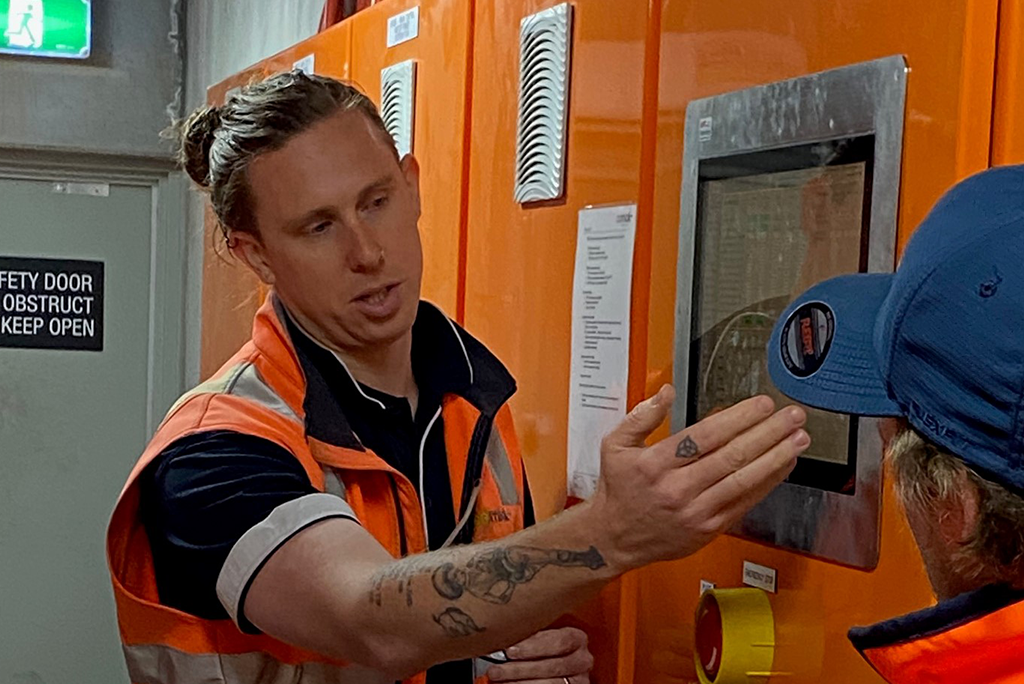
xmin=0 ymin=147 xmax=189 ymax=438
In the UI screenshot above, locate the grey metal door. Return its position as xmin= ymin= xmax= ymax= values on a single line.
xmin=0 ymin=176 xmax=180 ymax=683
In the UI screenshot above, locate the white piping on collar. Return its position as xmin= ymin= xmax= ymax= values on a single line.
xmin=423 ymin=300 xmax=475 ymax=387
xmin=281 ymin=300 xmax=474 ymax=409
xmin=419 ymin=405 xmax=443 ymax=548
xmin=279 ymin=303 xmax=388 ymax=411
xmin=328 ymin=349 xmax=388 ymax=411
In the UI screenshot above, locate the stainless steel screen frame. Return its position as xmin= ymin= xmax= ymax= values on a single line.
xmin=672 ymin=56 xmax=908 ymax=569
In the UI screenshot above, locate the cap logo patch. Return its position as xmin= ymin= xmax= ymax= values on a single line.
xmin=780 ymin=301 xmax=835 ymax=378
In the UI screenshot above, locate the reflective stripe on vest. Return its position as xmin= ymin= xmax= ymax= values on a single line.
xmin=166 ymin=361 xmax=302 ymax=427
xmin=484 ymin=426 xmax=519 ymax=506
xmin=123 ymin=643 xmax=392 ymax=684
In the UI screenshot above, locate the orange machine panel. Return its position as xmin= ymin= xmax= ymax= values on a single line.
xmin=633 ymin=1 xmax=1000 ymax=683
xmin=463 ymin=1 xmax=660 ymax=681
xmin=349 ymin=0 xmax=473 ymax=320
xmin=200 ymin=23 xmax=352 ymax=379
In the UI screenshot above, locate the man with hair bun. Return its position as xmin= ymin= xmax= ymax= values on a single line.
xmin=767 ymin=165 xmax=1024 ymax=683
xmin=106 ymin=70 xmax=810 ymax=684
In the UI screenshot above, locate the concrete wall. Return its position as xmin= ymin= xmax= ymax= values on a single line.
xmin=182 ymin=0 xmax=323 ymax=384
xmin=185 ymin=0 xmax=323 ymax=91
xmin=0 ymin=0 xmax=182 ymax=158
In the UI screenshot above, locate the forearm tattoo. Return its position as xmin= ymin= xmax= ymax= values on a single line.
xmin=676 ymin=435 xmax=701 ymax=459
xmin=368 ymin=544 xmax=607 ymax=637
xmin=433 ymin=607 xmax=485 ymax=638
xmin=369 ymin=553 xmax=440 ymax=608
xmin=432 ymin=546 xmax=606 ymax=604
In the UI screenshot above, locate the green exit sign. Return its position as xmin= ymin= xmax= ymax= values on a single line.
xmin=1 ymin=0 xmax=91 ymax=59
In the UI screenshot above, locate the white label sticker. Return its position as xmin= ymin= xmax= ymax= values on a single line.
xmin=699 ymin=116 xmax=713 ymax=142
xmin=700 ymin=580 xmax=716 ymax=594
xmin=293 ymin=54 xmax=315 ymax=75
xmin=742 ymin=561 xmax=777 ymax=593
xmin=387 ymin=7 xmax=420 ymax=48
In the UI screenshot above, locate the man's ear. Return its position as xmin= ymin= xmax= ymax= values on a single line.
xmin=400 ymin=153 xmax=422 ymax=217
xmin=937 ymin=471 xmax=980 ymax=546
xmin=229 ymin=231 xmax=276 ymax=285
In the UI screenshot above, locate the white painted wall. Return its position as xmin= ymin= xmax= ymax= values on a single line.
xmin=0 ymin=0 xmax=181 ymax=157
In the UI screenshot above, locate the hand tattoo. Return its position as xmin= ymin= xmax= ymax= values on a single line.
xmin=434 ymin=607 xmax=485 ymax=637
xmin=676 ymin=435 xmax=701 ymax=459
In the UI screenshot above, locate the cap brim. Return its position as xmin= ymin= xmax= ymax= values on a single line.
xmin=767 ymin=273 xmax=902 ymax=417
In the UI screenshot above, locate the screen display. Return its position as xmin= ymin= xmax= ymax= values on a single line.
xmin=687 ymin=137 xmax=874 ymax=494
xmin=1 ymin=0 xmax=91 ymax=59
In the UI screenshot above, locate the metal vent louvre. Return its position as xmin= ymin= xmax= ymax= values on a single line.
xmin=513 ymin=3 xmax=573 ymax=204
xmin=380 ymin=60 xmax=417 ymax=158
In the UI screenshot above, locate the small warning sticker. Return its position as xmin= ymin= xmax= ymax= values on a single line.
xmin=742 ymin=560 xmax=777 ymax=593
xmin=387 ymin=7 xmax=420 ymax=48
xmin=699 ymin=116 xmax=713 ymax=143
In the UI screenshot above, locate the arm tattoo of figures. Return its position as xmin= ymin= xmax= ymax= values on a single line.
xmin=676 ymin=435 xmax=701 ymax=459
xmin=369 ymin=545 xmax=607 ymax=609
xmin=433 ymin=607 xmax=486 ymax=638
xmin=432 ymin=545 xmax=606 ymax=604
xmin=369 ymin=553 xmax=440 ymax=607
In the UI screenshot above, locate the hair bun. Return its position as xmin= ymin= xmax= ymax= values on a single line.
xmin=178 ymin=105 xmax=222 ymax=188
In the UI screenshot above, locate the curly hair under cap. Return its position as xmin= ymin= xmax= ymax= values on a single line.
xmin=888 ymin=422 xmax=1024 ymax=588
xmin=174 ymin=70 xmax=397 ymax=241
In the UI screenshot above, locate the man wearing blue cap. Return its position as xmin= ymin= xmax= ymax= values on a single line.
xmin=767 ymin=165 xmax=1024 ymax=684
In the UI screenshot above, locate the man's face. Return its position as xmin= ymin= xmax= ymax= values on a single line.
xmin=238 ymin=110 xmax=423 ymax=353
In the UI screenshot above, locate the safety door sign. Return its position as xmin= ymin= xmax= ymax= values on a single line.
xmin=0 ymin=256 xmax=104 ymax=351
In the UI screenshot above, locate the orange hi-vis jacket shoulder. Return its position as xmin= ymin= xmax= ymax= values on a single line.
xmin=849 ymin=584 xmax=1024 ymax=684
xmin=107 ymin=296 xmax=529 ymax=684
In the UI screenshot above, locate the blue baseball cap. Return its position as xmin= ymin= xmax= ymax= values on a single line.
xmin=767 ymin=165 xmax=1024 ymax=490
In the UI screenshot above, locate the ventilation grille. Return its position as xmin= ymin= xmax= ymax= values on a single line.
xmin=513 ymin=3 xmax=573 ymax=204
xmin=381 ymin=60 xmax=417 ymax=158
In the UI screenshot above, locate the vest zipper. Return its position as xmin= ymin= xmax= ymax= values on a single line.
xmin=389 ymin=476 xmax=408 ymax=557
xmin=453 ymin=413 xmax=497 ymax=545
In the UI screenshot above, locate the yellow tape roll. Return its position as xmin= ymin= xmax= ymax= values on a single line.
xmin=694 ymin=588 xmax=776 ymax=684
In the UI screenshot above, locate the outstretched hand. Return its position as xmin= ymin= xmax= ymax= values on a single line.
xmin=590 ymin=385 xmax=808 ymax=571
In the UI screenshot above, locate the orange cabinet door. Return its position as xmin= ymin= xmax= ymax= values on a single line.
xmin=349 ymin=0 xmax=474 ymax=320
xmin=634 ymin=1 xmax=1000 ymax=683
xmin=463 ymin=1 xmax=661 ymax=681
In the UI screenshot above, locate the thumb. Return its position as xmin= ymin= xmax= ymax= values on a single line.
xmin=603 ymin=384 xmax=675 ymax=451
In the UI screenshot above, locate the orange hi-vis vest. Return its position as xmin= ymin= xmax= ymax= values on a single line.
xmin=849 ymin=584 xmax=1024 ymax=684
xmin=107 ymin=296 xmax=529 ymax=684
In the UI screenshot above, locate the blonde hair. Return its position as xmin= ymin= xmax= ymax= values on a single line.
xmin=889 ymin=423 xmax=1024 ymax=587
